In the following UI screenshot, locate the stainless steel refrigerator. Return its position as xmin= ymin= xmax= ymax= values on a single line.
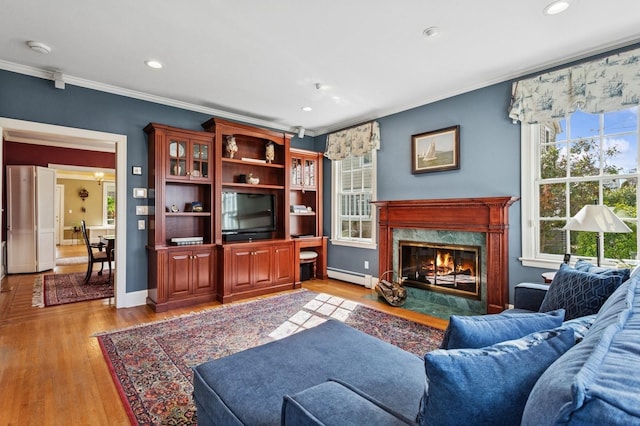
xmin=6 ymin=165 xmax=56 ymax=273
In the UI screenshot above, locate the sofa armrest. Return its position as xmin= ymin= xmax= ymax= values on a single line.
xmin=514 ymin=282 xmax=550 ymax=312
xmin=282 ymin=379 xmax=414 ymax=425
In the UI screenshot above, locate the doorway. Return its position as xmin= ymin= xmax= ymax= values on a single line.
xmin=0 ymin=117 xmax=128 ymax=308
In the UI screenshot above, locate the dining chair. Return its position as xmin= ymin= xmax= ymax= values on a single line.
xmin=80 ymin=220 xmax=111 ymax=283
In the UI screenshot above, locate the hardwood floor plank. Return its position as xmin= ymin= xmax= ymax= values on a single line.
xmin=0 ymin=244 xmax=446 ymax=424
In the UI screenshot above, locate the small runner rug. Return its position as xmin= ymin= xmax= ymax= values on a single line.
xmin=33 ymin=272 xmax=114 ymax=307
xmin=96 ymin=289 xmax=444 ymax=425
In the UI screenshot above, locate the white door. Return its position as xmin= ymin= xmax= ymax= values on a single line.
xmin=36 ymin=167 xmax=56 ymax=271
xmin=6 ymin=166 xmax=37 ymax=273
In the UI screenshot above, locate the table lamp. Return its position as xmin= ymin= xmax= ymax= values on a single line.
xmin=563 ymin=204 xmax=632 ymax=266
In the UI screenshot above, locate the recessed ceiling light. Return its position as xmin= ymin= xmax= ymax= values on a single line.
xmin=301 ymin=106 xmax=312 ymax=112
xmin=26 ymin=41 xmax=51 ymax=54
xmin=423 ymin=27 xmax=439 ymax=38
xmin=145 ymin=60 xmax=163 ymax=69
xmin=543 ymin=0 xmax=571 ymax=15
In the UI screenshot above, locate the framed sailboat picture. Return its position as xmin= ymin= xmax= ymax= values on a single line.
xmin=411 ymin=125 xmax=460 ymax=174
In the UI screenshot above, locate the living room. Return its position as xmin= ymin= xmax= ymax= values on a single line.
xmin=1 ymin=1 xmax=640 ymax=424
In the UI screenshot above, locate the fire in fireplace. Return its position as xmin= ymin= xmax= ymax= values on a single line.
xmin=399 ymin=241 xmax=480 ymax=299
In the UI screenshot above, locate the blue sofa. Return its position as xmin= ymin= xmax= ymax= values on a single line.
xmin=193 ymin=266 xmax=640 ymax=425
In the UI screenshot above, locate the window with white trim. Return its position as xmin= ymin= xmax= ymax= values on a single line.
xmin=331 ymin=150 xmax=377 ymax=248
xmin=521 ymin=107 xmax=639 ymax=268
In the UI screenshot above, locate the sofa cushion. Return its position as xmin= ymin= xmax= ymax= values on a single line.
xmin=419 ymin=327 xmax=575 ymax=426
xmin=192 ymin=320 xmax=425 ymax=426
xmin=539 ymin=263 xmax=623 ymax=320
xmin=282 ymin=379 xmax=412 ymax=425
xmin=522 ymin=275 xmax=640 ymax=425
xmin=440 ymin=309 xmax=565 ymax=349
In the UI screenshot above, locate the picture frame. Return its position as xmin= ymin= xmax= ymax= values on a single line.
xmin=411 ymin=125 xmax=460 ymax=174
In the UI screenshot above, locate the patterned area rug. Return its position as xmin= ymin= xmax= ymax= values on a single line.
xmin=33 ymin=272 xmax=114 ymax=307
xmin=96 ymin=289 xmax=444 ymax=425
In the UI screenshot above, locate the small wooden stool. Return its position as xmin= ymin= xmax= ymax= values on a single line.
xmin=300 ymin=251 xmax=318 ymax=280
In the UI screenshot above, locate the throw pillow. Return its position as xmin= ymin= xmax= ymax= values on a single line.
xmin=574 ymin=259 xmax=630 ymax=282
xmin=417 ymin=328 xmax=575 ymax=426
xmin=539 ymin=264 xmax=623 ymax=320
xmin=440 ymin=309 xmax=565 ymax=349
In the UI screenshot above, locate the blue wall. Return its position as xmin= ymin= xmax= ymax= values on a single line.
xmin=0 ymin=69 xmax=317 ymax=293
xmin=0 ymin=70 xmax=213 ymax=292
xmin=0 ymin=68 xmax=545 ymax=300
xmin=321 ymin=82 xmax=546 ymax=300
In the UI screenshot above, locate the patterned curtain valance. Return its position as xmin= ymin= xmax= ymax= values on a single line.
xmin=324 ymin=121 xmax=380 ymax=160
xmin=509 ymin=47 xmax=640 ymax=124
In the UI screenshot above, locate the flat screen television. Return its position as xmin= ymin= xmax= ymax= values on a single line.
xmin=221 ymin=192 xmax=276 ymax=238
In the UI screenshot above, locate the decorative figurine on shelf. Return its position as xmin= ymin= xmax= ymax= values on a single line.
xmin=265 ymin=141 xmax=275 ymax=164
xmin=248 ymin=173 xmax=260 ymax=185
xmin=226 ymin=135 xmax=238 ymax=159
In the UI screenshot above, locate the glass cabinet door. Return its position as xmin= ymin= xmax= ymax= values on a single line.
xmin=192 ymin=142 xmax=210 ymax=179
xmin=291 ymin=155 xmax=316 ymax=189
xmin=168 ymin=139 xmax=188 ymax=178
xmin=303 ymin=159 xmax=315 ymax=188
xmin=291 ymin=157 xmax=302 ymax=186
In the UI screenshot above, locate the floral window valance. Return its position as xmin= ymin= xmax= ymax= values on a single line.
xmin=509 ymin=47 xmax=640 ymax=124
xmin=324 ymin=121 xmax=380 ymax=160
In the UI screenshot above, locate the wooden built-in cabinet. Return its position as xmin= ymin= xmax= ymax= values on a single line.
xmin=289 ymin=148 xmax=328 ymax=282
xmin=289 ymin=148 xmax=323 ymax=238
xmin=201 ymin=118 xmax=300 ymax=302
xmin=145 ymin=120 xmax=327 ymax=310
xmin=220 ymin=240 xmax=295 ymax=303
xmin=145 ymin=123 xmax=217 ymax=312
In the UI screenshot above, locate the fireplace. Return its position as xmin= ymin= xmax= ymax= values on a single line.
xmin=372 ymin=197 xmax=518 ymax=313
xmin=399 ymin=241 xmax=480 ymax=299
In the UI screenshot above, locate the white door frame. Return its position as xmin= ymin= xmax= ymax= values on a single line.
xmin=0 ymin=117 xmax=130 ymax=308
xmin=55 ymin=184 xmax=64 ymax=245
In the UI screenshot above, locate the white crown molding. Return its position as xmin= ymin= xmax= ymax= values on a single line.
xmin=0 ymin=60 xmax=301 ymax=135
xmin=3 ymin=34 xmax=639 ymax=138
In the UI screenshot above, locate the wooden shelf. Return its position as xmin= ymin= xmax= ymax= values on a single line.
xmin=222 ymin=182 xmax=285 ymax=190
xmin=165 ymin=212 xmax=212 ymax=217
xmin=222 ymin=157 xmax=285 ymax=169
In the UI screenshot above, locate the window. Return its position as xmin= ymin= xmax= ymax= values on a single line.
xmin=331 ymin=150 xmax=377 ymax=248
xmin=521 ymin=107 xmax=639 ymax=268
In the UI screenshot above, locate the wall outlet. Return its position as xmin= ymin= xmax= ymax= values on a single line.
xmin=138 ymin=219 xmax=145 ymax=230
xmin=364 ymin=260 xmax=369 ymax=270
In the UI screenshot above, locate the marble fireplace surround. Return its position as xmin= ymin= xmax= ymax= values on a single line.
xmin=372 ymin=197 xmax=519 ymax=314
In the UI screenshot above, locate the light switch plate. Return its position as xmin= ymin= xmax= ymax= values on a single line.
xmin=136 ymin=205 xmax=149 ymax=215
xmin=138 ymin=219 xmax=145 ymax=230
xmin=133 ymin=188 xmax=147 ymax=198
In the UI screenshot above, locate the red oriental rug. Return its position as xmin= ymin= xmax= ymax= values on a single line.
xmin=96 ymin=289 xmax=444 ymax=425
xmin=32 ymin=272 xmax=114 ymax=307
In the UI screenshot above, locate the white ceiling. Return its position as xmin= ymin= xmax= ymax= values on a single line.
xmin=1 ymin=0 xmax=640 ymax=136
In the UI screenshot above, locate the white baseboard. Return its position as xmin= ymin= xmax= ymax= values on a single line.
xmin=119 ymin=289 xmax=148 ymax=308
xmin=327 ymin=268 xmax=378 ymax=289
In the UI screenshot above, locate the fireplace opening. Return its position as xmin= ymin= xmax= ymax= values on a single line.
xmin=399 ymin=241 xmax=480 ymax=300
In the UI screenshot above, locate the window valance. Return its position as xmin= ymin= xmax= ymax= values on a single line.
xmin=509 ymin=47 xmax=640 ymax=124
xmin=324 ymin=121 xmax=380 ymax=160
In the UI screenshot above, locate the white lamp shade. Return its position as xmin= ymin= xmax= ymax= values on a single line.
xmin=563 ymin=205 xmax=632 ymax=233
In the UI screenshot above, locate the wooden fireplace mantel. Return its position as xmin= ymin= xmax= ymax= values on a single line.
xmin=372 ymin=196 xmax=519 ymax=313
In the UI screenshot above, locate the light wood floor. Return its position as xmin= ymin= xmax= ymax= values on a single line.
xmin=0 ymin=245 xmax=447 ymax=425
